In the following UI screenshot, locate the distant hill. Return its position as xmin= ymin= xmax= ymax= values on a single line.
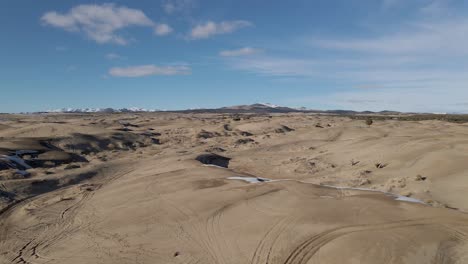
xmin=178 ymin=103 xmax=402 ymax=115
xmin=182 ymin=103 xmax=302 ymax=113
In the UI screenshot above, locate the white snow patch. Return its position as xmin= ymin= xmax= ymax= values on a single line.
xmin=227 ymin=176 xmax=272 ymax=183
xmin=227 ymin=177 xmax=425 ymax=204
xmin=395 ymin=196 xmax=425 ymax=203
xmin=203 ymin=164 xmax=228 ymax=169
xmin=321 ymin=184 xmax=425 ymax=204
xmin=258 ymin=103 xmax=280 ymax=108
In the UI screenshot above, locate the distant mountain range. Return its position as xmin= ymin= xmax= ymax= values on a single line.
xmin=177 ymin=103 xmax=402 ymax=115
xmin=44 ymin=103 xmax=402 ymax=115
xmin=46 ymin=107 xmax=159 ymax=113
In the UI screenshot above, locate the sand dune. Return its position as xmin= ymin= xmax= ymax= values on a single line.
xmin=1 ymin=113 xmax=468 ymax=263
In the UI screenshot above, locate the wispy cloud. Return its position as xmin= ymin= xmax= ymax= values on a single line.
xmin=190 ymin=20 xmax=252 ymax=39
xmin=382 ymin=0 xmax=400 ymax=9
xmin=154 ymin=23 xmax=173 ymax=36
xmin=228 ymin=54 xmax=468 ymax=89
xmin=163 ymin=0 xmax=196 ymax=14
xmin=312 ymin=18 xmax=468 ymax=56
xmin=286 ymin=86 xmax=468 ymax=113
xmin=109 ymin=64 xmax=191 ymax=77
xmin=219 ymin=47 xmax=262 ymax=57
xmin=420 ymin=0 xmax=453 ymax=16
xmin=41 ymin=4 xmax=172 ymax=44
xmin=106 ymin=53 xmax=122 ymax=60
xmin=228 ymin=56 xmax=318 ymax=77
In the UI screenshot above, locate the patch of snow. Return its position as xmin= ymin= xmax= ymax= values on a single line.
xmin=258 ymin=103 xmax=280 ymax=108
xmin=321 ymin=184 xmax=425 ymax=204
xmin=203 ymin=164 xmax=227 ymax=169
xmin=395 ymin=196 xmax=425 ymax=204
xmin=227 ymin=176 xmax=272 ymax=183
xmin=227 ymin=177 xmax=425 ymax=204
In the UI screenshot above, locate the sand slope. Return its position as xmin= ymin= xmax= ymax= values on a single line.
xmin=1 ymin=113 xmax=468 ymax=263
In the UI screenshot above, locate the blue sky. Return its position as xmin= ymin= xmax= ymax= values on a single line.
xmin=1 ymin=0 xmax=468 ymax=113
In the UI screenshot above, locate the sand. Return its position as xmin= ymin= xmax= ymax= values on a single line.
xmin=1 ymin=112 xmax=468 ymax=263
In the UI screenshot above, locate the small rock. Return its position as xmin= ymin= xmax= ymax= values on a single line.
xmin=197 ymin=130 xmax=221 ymax=139
xmin=415 ymin=175 xmax=427 ymax=181
xmin=236 ymin=138 xmax=255 ymax=145
xmin=240 ymin=131 xmax=253 ymax=136
xmin=64 ymin=164 xmax=81 ymax=170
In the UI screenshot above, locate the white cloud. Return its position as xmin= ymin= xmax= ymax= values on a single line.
xmin=41 ymin=4 xmax=172 ymax=44
xmin=190 ymin=20 xmax=252 ymax=39
xmin=219 ymin=47 xmax=262 ymax=57
xmin=154 ymin=23 xmax=173 ymax=36
xmin=106 ymin=53 xmax=122 ymax=60
xmin=109 ymin=64 xmax=191 ymax=77
xmin=163 ymin=0 xmax=195 ymax=14
xmin=312 ymin=18 xmax=468 ymax=55
xmin=228 ymin=56 xmax=318 ymax=77
xmin=228 ymin=54 xmax=468 ymax=89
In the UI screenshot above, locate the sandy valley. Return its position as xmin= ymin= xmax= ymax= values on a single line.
xmin=1 ymin=112 xmax=468 ymax=263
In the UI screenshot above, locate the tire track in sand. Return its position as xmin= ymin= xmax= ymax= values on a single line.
xmin=283 ymin=218 xmax=467 ymax=264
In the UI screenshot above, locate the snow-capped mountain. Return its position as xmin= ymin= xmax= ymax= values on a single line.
xmin=46 ymin=107 xmax=160 ymax=113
